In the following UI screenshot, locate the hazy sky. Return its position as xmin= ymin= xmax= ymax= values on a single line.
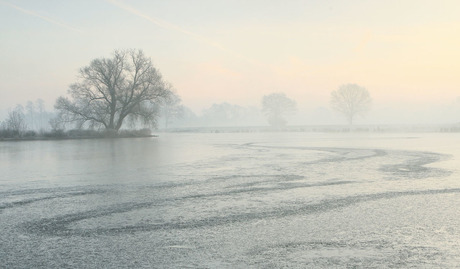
xmin=1 ymin=0 xmax=460 ymax=123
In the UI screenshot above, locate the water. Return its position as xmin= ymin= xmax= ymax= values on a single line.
xmin=1 ymin=132 xmax=459 ymax=268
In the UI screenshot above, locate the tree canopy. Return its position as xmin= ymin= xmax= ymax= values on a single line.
xmin=330 ymin=84 xmax=371 ymax=125
xmin=55 ymin=49 xmax=172 ymax=132
xmin=262 ymin=93 xmax=296 ymax=127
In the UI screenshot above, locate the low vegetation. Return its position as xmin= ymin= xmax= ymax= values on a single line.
xmin=0 ymin=127 xmax=153 ymax=140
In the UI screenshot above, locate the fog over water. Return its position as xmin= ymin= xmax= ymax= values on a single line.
xmin=2 ymin=0 xmax=460 ymax=267
xmin=1 ymin=132 xmax=459 ymax=267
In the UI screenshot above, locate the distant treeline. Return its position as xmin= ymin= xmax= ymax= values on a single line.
xmin=164 ymin=124 xmax=460 ymax=134
xmin=0 ymin=99 xmax=55 ymax=139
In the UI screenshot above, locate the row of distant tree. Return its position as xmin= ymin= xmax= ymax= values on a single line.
xmin=0 ymin=49 xmax=374 ymax=138
xmin=159 ymin=84 xmax=372 ymax=129
xmin=0 ymin=99 xmax=55 ymax=137
xmin=253 ymin=84 xmax=370 ymax=128
xmin=51 ymin=49 xmax=373 ymax=131
xmin=0 ymin=85 xmax=371 ymax=134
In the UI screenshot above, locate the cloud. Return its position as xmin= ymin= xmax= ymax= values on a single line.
xmin=0 ymin=0 xmax=83 ymax=33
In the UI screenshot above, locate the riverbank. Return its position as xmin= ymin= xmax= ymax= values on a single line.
xmin=0 ymin=134 xmax=158 ymax=142
xmin=0 ymin=128 xmax=157 ymax=141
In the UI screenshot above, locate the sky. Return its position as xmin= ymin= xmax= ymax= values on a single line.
xmin=1 ymin=0 xmax=460 ymax=124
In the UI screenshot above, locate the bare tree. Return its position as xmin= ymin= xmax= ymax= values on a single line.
xmin=55 ymin=49 xmax=172 ymax=132
xmin=160 ymin=89 xmax=184 ymax=129
xmin=5 ymin=105 xmax=27 ymax=137
xmin=330 ymin=84 xmax=371 ymax=125
xmin=49 ymin=117 xmax=64 ymax=132
xmin=262 ymin=93 xmax=296 ymax=127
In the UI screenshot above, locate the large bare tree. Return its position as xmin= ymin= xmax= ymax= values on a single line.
xmin=55 ymin=49 xmax=172 ymax=132
xmin=330 ymin=84 xmax=371 ymax=125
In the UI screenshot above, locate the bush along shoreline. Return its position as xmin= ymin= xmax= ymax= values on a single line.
xmin=0 ymin=128 xmax=156 ymax=141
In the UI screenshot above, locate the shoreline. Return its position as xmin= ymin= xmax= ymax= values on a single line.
xmin=0 ymin=134 xmax=158 ymax=142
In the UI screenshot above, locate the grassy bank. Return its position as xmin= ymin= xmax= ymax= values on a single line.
xmin=0 ymin=128 xmax=156 ymax=141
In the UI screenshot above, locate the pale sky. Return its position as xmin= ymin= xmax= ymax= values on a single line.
xmin=1 ymin=0 xmax=460 ymax=123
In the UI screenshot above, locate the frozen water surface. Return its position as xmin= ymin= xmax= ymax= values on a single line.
xmin=1 ymin=132 xmax=459 ymax=268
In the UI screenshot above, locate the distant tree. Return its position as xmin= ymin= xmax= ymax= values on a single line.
xmin=330 ymin=84 xmax=371 ymax=125
xmin=163 ymin=106 xmax=198 ymax=128
xmin=201 ymin=102 xmax=245 ymax=126
xmin=25 ymin=101 xmax=36 ymax=130
xmin=49 ymin=117 xmax=64 ymax=132
xmin=160 ymin=89 xmax=184 ymax=129
xmin=54 ymin=49 xmax=172 ymax=132
xmin=196 ymin=103 xmax=264 ymax=127
xmin=36 ymin=98 xmax=46 ymax=131
xmin=262 ymin=93 xmax=296 ymax=127
xmin=5 ymin=105 xmax=27 ymax=137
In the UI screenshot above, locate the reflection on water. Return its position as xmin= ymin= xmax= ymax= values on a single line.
xmin=1 ymin=133 xmax=459 ymax=268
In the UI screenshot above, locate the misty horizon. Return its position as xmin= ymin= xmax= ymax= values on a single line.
xmin=1 ymin=97 xmax=459 ymax=130
xmin=2 ymin=0 xmax=460 ymax=128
